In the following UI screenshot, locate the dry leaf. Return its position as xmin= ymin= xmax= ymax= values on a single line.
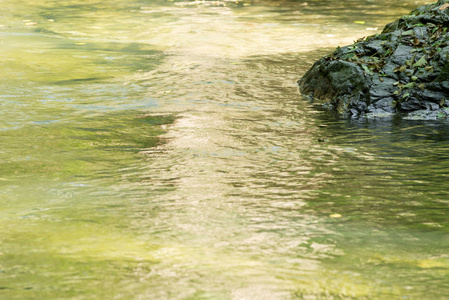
xmin=439 ymin=3 xmax=449 ymax=10
xmin=330 ymin=213 xmax=342 ymax=218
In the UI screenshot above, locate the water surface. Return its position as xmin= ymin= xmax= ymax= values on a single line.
xmin=1 ymin=0 xmax=448 ymax=299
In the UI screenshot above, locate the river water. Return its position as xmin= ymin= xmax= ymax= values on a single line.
xmin=1 ymin=0 xmax=448 ymax=299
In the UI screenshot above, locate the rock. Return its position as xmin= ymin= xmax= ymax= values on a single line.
xmin=298 ymin=0 xmax=449 ymax=119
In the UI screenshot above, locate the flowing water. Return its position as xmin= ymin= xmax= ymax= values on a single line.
xmin=1 ymin=0 xmax=448 ymax=299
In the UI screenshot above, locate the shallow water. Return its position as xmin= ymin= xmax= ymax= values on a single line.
xmin=1 ymin=0 xmax=448 ymax=299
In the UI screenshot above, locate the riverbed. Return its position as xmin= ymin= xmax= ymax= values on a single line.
xmin=1 ymin=0 xmax=448 ymax=299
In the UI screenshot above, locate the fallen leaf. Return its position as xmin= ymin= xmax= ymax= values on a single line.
xmin=330 ymin=213 xmax=342 ymax=218
xmin=402 ymin=30 xmax=414 ymax=36
xmin=361 ymin=64 xmax=373 ymax=75
xmin=439 ymin=3 xmax=449 ymax=10
xmin=413 ymin=55 xmax=427 ymax=67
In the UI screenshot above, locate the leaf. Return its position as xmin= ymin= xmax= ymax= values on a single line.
xmin=439 ymin=3 xmax=449 ymax=10
xmin=411 ymin=48 xmax=424 ymax=53
xmin=402 ymin=30 xmax=414 ymax=36
xmin=403 ymin=82 xmax=415 ymax=89
xmin=396 ymin=65 xmax=407 ymax=73
xmin=440 ymin=98 xmax=446 ymax=106
xmin=413 ymin=55 xmax=427 ymax=67
xmin=344 ymin=53 xmax=356 ymax=60
xmin=361 ymin=64 xmax=373 ymax=75
xmin=354 ymin=21 xmax=366 ymax=24
xmin=405 ymin=68 xmax=414 ymax=76
xmin=411 ymin=76 xmax=418 ymax=81
xmin=330 ymin=213 xmax=342 ymax=218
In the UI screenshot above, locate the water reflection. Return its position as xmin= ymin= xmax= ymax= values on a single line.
xmin=1 ymin=0 xmax=447 ymax=299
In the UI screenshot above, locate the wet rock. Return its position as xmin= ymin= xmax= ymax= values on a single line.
xmin=298 ymin=0 xmax=449 ymax=120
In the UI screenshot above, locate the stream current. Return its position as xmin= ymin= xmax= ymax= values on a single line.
xmin=1 ymin=0 xmax=448 ymax=299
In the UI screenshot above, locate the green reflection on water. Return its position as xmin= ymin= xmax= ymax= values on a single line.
xmin=0 ymin=112 xmax=175 ymax=298
xmin=0 ymin=34 xmax=163 ymax=84
xmin=0 ymin=114 xmax=173 ymax=179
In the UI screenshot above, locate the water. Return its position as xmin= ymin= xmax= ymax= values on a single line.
xmin=1 ymin=0 xmax=448 ymax=299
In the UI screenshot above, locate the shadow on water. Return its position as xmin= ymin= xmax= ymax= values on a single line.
xmin=52 ymin=77 xmax=111 ymax=84
xmin=290 ymin=105 xmax=449 ymax=297
xmin=223 ymin=48 xmax=449 ymax=297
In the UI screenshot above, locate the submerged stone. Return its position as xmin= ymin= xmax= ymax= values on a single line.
xmin=298 ymin=0 xmax=449 ymax=120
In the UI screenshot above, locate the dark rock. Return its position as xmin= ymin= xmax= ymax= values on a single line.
xmin=298 ymin=0 xmax=449 ymax=119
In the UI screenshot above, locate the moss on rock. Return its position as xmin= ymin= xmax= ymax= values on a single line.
xmin=298 ymin=0 xmax=449 ymax=119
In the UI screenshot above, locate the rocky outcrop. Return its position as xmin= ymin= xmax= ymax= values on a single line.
xmin=298 ymin=0 xmax=449 ymax=119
